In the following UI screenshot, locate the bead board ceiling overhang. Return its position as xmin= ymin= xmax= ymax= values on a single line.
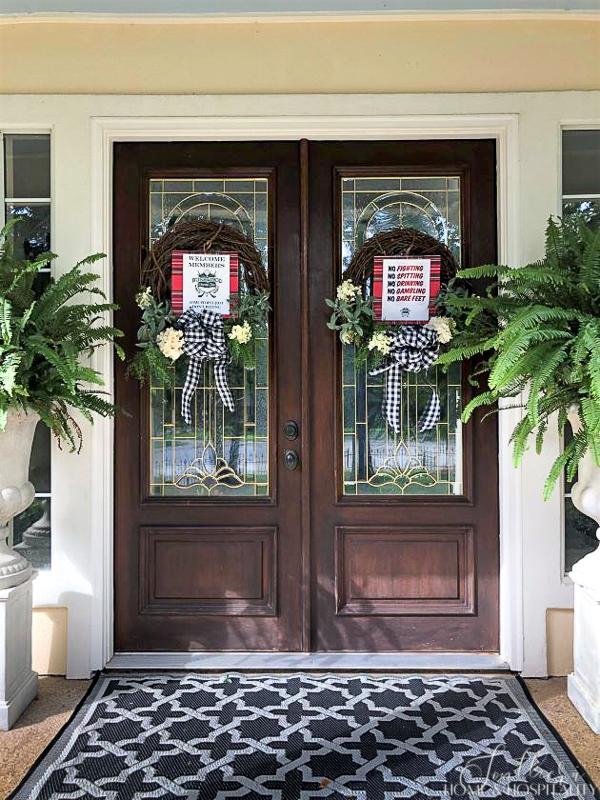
xmin=2 ymin=1 xmax=598 ymax=16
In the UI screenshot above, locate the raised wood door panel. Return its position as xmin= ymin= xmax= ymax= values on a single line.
xmin=113 ymin=142 xmax=304 ymax=652
xmin=308 ymin=140 xmax=499 ymax=652
xmin=335 ymin=527 xmax=475 ymax=616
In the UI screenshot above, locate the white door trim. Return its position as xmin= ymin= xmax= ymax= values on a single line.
xmin=90 ymin=112 xmax=522 ymax=671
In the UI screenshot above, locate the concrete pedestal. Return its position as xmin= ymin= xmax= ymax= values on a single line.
xmin=568 ymin=550 xmax=600 ymax=734
xmin=0 ymin=578 xmax=38 ymax=730
xmin=566 ymin=408 xmax=600 ymax=733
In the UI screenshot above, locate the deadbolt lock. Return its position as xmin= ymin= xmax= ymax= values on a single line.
xmin=284 ymin=420 xmax=299 ymax=440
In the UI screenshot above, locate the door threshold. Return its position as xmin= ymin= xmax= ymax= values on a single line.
xmin=106 ymin=652 xmax=509 ymax=671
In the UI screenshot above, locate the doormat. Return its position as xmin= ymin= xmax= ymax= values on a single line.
xmin=10 ymin=673 xmax=597 ymax=800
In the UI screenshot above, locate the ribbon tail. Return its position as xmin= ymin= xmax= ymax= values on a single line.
xmin=369 ymin=361 xmax=392 ymax=377
xmin=418 ymin=390 xmax=441 ymax=432
xmin=181 ymin=356 xmax=202 ymax=424
xmin=213 ymin=359 xmax=235 ymax=412
xmin=383 ymin=363 xmax=403 ymax=433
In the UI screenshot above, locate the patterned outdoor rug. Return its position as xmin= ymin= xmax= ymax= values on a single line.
xmin=11 ymin=673 xmax=597 ymax=800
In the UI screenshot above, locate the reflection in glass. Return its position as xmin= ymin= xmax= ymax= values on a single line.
xmin=563 ymin=411 xmax=598 ymax=572
xmin=562 ymin=130 xmax=600 ymax=196
xmin=4 ymin=134 xmax=51 ymax=199
xmin=12 ymin=498 xmax=51 ymax=571
xmin=341 ymin=176 xmax=463 ymax=496
xmin=148 ymin=178 xmax=269 ymax=497
xmin=5 ymin=203 xmax=50 ymax=260
xmin=565 ymin=498 xmax=597 ymax=573
xmin=562 ymin=199 xmax=600 ymax=229
xmin=29 ymin=424 xmax=51 ymax=494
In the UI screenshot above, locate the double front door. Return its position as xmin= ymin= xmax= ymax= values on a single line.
xmin=114 ymin=139 xmax=499 ymax=653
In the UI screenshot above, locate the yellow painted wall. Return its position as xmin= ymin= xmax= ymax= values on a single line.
xmin=0 ymin=18 xmax=599 ymax=94
xmin=546 ymin=608 xmax=574 ymax=677
xmin=32 ymin=606 xmax=68 ymax=676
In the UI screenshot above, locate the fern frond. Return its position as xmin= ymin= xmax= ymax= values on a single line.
xmin=441 ymin=214 xmax=600 ymax=500
xmin=460 ymin=390 xmax=498 ymax=423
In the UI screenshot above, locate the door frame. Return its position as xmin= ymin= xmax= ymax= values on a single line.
xmin=90 ymin=111 xmax=522 ymax=671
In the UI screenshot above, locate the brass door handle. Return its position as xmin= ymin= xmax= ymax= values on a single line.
xmin=284 ymin=449 xmax=300 ymax=471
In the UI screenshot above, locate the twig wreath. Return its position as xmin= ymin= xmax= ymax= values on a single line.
xmin=326 ymin=227 xmax=459 ymax=433
xmin=128 ymin=219 xmax=270 ymax=421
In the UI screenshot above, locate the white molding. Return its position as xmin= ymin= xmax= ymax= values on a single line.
xmin=91 ymin=114 xmax=520 ymax=143
xmin=107 ymin=652 xmax=510 ymax=672
xmin=560 ymin=120 xmax=600 ymax=130
xmin=89 ymin=119 xmax=114 ymax=671
xmin=90 ymin=111 xmax=522 ymax=671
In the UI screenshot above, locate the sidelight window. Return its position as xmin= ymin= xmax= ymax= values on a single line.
xmin=1 ymin=132 xmax=52 ymax=570
xmin=561 ymin=129 xmax=600 ymax=573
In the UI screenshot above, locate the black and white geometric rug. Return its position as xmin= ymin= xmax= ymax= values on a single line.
xmin=11 ymin=673 xmax=597 ymax=800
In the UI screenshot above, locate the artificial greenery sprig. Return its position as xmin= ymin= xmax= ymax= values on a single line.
xmin=224 ymin=291 xmax=271 ymax=368
xmin=437 ymin=216 xmax=600 ymax=499
xmin=127 ymin=288 xmax=176 ymax=384
xmin=326 ymin=280 xmax=378 ymax=364
xmin=0 ymin=220 xmax=124 ymax=451
xmin=326 ymin=278 xmax=454 ymax=366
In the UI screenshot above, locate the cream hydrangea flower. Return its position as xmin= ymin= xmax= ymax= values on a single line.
xmin=156 ymin=327 xmax=184 ymax=361
xmin=368 ymin=330 xmax=392 ymax=356
xmin=336 ymin=280 xmax=361 ymax=303
xmin=425 ymin=316 xmax=454 ymax=344
xmin=340 ymin=329 xmax=359 ymax=346
xmin=135 ymin=286 xmax=153 ymax=310
xmin=228 ymin=321 xmax=253 ymax=345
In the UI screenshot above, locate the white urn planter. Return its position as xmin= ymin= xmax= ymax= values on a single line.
xmin=0 ymin=409 xmax=39 ymax=729
xmin=567 ymin=408 xmax=600 ymax=734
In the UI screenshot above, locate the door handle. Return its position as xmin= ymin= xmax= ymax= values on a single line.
xmin=284 ymin=449 xmax=300 ymax=471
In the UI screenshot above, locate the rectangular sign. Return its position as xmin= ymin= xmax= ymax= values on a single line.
xmin=373 ymin=255 xmax=441 ymax=323
xmin=171 ymin=251 xmax=239 ymax=317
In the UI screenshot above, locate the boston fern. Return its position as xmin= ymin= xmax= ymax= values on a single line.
xmin=0 ymin=221 xmax=123 ymax=450
xmin=437 ymin=216 xmax=600 ymax=499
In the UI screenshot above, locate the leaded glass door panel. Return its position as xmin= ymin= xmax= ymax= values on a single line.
xmin=308 ymin=141 xmax=500 ymax=653
xmin=340 ymin=174 xmax=463 ymax=496
xmin=114 ymin=142 xmax=304 ymax=652
xmin=148 ymin=177 xmax=270 ymax=497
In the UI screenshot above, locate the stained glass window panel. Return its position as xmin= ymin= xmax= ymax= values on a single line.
xmin=340 ymin=176 xmax=463 ymax=496
xmin=148 ymin=178 xmax=269 ymax=497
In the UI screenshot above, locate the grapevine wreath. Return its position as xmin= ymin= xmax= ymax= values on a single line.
xmin=129 ymin=219 xmax=270 ymax=422
xmin=326 ymin=227 xmax=459 ymax=433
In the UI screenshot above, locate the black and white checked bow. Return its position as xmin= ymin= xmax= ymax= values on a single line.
xmin=176 ymin=309 xmax=234 ymax=423
xmin=369 ymin=326 xmax=441 ymax=433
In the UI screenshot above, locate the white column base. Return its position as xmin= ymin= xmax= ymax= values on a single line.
xmin=0 ymin=578 xmax=38 ymax=730
xmin=567 ymin=577 xmax=600 ymax=735
xmin=568 ymin=672 xmax=600 ymax=734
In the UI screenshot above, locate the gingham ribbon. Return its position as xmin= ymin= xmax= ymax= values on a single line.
xmin=369 ymin=326 xmax=441 ymax=433
xmin=176 ymin=309 xmax=234 ymax=423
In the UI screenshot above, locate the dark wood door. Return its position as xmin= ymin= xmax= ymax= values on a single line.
xmin=113 ymin=142 xmax=304 ymax=651
xmin=308 ymin=140 xmax=499 ymax=652
xmin=114 ymin=139 xmax=499 ymax=654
